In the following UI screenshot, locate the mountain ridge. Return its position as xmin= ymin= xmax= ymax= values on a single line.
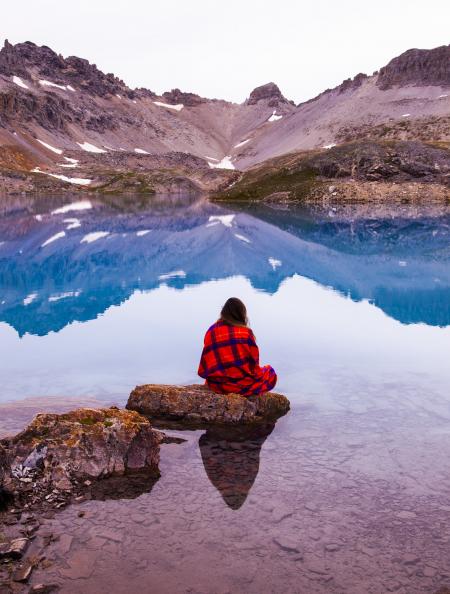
xmin=0 ymin=39 xmax=448 ymax=196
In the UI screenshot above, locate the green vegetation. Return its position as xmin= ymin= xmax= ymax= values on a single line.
xmin=79 ymin=417 xmax=97 ymax=426
xmin=213 ymin=150 xmax=324 ymax=202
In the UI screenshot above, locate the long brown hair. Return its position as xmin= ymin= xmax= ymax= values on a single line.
xmin=220 ymin=297 xmax=248 ymax=327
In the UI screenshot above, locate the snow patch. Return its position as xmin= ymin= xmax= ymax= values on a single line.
xmin=64 ymin=157 xmax=79 ymax=164
xmin=401 ymin=113 xmax=410 ymax=117
xmin=234 ymin=139 xmax=250 ymax=148
xmin=80 ymin=231 xmax=110 ymax=244
xmin=136 ymin=230 xmax=151 ymax=237
xmin=268 ymin=111 xmax=282 ymax=122
xmin=159 ymin=270 xmax=186 ymax=281
xmin=12 ymin=76 xmax=29 ymax=90
xmin=398 ymin=260 xmax=407 ymax=267
xmin=77 ymin=142 xmax=107 ymax=154
xmin=116 ymin=94 xmax=122 ymax=99
xmin=32 ymin=168 xmax=92 ymax=186
xmin=23 ymin=293 xmax=38 ymax=306
xmin=41 ymin=231 xmax=66 ymax=248
xmin=39 ymin=80 xmax=70 ymax=91
xmin=37 ymin=139 xmax=63 ymax=154
xmin=49 ymin=291 xmax=81 ymax=302
xmin=66 ymin=85 xmax=76 ymax=92
xmin=208 ymin=156 xmax=235 ymax=170
xmin=323 ymin=143 xmax=336 ymax=149
xmin=234 ymin=233 xmax=251 ymax=244
xmin=208 ymin=215 xmax=235 ymax=228
xmin=51 ymin=201 xmax=92 ymax=215
xmin=153 ymin=101 xmax=184 ymax=111
xmin=34 ymin=214 xmax=43 ymax=222
xmin=59 ymin=163 xmax=77 ymax=168
xmin=438 ymin=94 xmax=448 ymax=99
xmin=64 ymin=218 xmax=81 ymax=230
xmin=134 ymin=148 xmax=150 ymax=155
xmin=268 ymin=257 xmax=282 ymax=270
xmin=204 ymin=156 xmax=219 ymax=161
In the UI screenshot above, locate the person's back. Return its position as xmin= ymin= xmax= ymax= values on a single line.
xmin=198 ymin=298 xmax=277 ymax=396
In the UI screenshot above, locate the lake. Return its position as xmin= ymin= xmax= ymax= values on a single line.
xmin=1 ymin=194 xmax=450 ymax=593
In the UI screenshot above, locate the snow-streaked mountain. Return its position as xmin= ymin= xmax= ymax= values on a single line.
xmin=0 ymin=40 xmax=448 ymax=175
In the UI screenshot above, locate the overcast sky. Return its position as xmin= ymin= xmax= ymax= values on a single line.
xmin=2 ymin=0 xmax=449 ymax=103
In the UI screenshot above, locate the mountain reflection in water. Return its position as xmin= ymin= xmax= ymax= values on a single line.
xmin=0 ymin=194 xmax=449 ymax=337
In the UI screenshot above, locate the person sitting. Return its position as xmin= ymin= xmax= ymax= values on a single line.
xmin=198 ymin=297 xmax=277 ymax=396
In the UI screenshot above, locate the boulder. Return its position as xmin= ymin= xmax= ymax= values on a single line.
xmin=126 ymin=384 xmax=290 ymax=426
xmin=5 ymin=407 xmax=163 ymax=486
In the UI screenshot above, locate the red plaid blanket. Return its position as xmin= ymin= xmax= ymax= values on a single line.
xmin=198 ymin=320 xmax=277 ymax=396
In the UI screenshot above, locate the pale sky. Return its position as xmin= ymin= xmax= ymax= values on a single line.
xmin=2 ymin=0 xmax=449 ymax=104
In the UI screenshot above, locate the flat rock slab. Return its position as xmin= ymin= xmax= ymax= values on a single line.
xmin=126 ymin=384 xmax=290 ymax=426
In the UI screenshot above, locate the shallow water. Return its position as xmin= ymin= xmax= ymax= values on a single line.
xmin=1 ymin=194 xmax=450 ymax=593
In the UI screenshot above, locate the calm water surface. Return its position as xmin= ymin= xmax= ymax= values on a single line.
xmin=0 ymin=194 xmax=449 ymax=593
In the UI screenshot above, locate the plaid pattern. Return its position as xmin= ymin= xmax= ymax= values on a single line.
xmin=198 ymin=320 xmax=277 ymax=396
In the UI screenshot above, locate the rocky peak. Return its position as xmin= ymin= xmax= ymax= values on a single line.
xmin=0 ymin=40 xmax=134 ymax=97
xmin=377 ymin=44 xmax=450 ymax=89
xmin=246 ymin=82 xmax=293 ymax=107
xmin=162 ymin=88 xmax=206 ymax=106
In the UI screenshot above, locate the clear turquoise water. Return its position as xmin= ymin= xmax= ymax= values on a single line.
xmin=1 ymin=195 xmax=450 ymax=593
xmin=0 ymin=195 xmax=449 ymax=408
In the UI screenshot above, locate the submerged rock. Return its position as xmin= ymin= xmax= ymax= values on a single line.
xmin=4 ymin=407 xmax=163 ymax=488
xmin=126 ymin=384 xmax=290 ymax=426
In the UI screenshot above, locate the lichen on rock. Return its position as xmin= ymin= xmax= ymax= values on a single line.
xmin=4 ymin=407 xmax=164 ymax=489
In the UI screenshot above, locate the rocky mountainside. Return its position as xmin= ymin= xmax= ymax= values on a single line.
xmin=0 ymin=40 xmax=448 ymax=194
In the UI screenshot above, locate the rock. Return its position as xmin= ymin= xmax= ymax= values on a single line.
xmin=246 ymin=82 xmax=293 ymax=107
xmin=423 ymin=565 xmax=438 ymax=578
xmin=324 ymin=543 xmax=340 ymax=552
xmin=162 ymin=88 xmax=206 ymax=107
xmin=0 ymin=443 xmax=12 ymax=511
xmin=377 ymin=44 xmax=450 ymax=89
xmin=28 ymin=585 xmax=59 ymax=594
xmin=271 ymin=502 xmax=294 ymax=523
xmin=395 ymin=510 xmax=417 ymax=520
xmin=273 ymin=535 xmax=302 ymax=553
xmin=402 ymin=553 xmax=421 ymax=565
xmin=6 ymin=407 xmax=163 ymax=485
xmin=13 ymin=560 xmax=34 ymax=582
xmin=126 ymin=384 xmax=290 ymax=426
xmin=60 ymin=550 xmax=97 ymax=580
xmin=0 ymin=538 xmax=29 ymax=559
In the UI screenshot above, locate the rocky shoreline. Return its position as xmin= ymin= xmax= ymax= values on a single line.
xmin=0 ymin=386 xmax=289 ymax=592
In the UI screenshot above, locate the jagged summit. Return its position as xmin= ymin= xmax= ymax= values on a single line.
xmin=377 ymin=44 xmax=450 ymax=89
xmin=0 ymin=39 xmax=134 ymax=97
xmin=246 ymin=82 xmax=293 ymax=107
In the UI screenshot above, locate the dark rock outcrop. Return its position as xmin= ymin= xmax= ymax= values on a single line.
xmin=162 ymin=88 xmax=206 ymax=107
xmin=3 ymin=407 xmax=163 ymax=489
xmin=0 ymin=90 xmax=75 ymax=130
xmin=0 ymin=40 xmax=132 ymax=97
xmin=309 ymin=141 xmax=450 ymax=183
xmin=377 ymin=45 xmax=450 ymax=89
xmin=0 ymin=443 xmax=11 ymax=511
xmin=246 ymin=82 xmax=293 ymax=107
xmin=127 ymin=384 xmax=290 ymax=425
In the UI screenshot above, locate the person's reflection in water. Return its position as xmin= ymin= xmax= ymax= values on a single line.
xmin=199 ymin=423 xmax=274 ymax=510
